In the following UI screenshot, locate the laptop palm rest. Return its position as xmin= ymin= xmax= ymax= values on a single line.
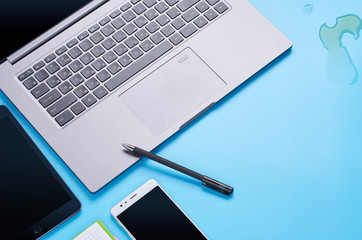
xmin=120 ymin=47 xmax=226 ymax=136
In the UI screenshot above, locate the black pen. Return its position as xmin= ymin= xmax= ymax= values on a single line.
xmin=122 ymin=143 xmax=234 ymax=196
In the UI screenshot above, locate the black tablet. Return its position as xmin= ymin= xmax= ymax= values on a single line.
xmin=0 ymin=105 xmax=81 ymax=240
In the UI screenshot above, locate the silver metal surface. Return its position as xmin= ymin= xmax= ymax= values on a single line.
xmin=0 ymin=0 xmax=292 ymax=192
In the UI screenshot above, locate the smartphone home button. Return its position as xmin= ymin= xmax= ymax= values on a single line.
xmin=32 ymin=225 xmax=42 ymax=234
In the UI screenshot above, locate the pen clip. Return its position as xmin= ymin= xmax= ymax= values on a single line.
xmin=201 ymin=176 xmax=234 ymax=196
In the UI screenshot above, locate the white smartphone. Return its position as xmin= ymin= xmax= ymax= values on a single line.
xmin=111 ymin=179 xmax=208 ymax=240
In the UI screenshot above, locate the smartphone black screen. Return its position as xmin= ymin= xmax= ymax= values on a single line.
xmin=117 ymin=186 xmax=207 ymax=240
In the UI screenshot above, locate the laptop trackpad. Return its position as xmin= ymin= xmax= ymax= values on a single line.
xmin=120 ymin=48 xmax=226 ymax=136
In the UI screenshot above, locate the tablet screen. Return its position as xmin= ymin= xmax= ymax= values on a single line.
xmin=0 ymin=114 xmax=73 ymax=239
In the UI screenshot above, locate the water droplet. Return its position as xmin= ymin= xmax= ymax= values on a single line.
xmin=319 ymin=14 xmax=362 ymax=85
xmin=303 ymin=4 xmax=313 ymax=14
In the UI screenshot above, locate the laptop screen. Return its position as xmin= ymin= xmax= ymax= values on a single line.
xmin=0 ymin=0 xmax=93 ymax=61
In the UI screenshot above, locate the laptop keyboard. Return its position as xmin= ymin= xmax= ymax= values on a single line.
xmin=17 ymin=0 xmax=229 ymax=127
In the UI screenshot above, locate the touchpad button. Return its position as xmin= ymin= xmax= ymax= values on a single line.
xmin=120 ymin=48 xmax=226 ymax=136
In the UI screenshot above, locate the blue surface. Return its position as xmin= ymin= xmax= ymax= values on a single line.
xmin=2 ymin=0 xmax=362 ymax=239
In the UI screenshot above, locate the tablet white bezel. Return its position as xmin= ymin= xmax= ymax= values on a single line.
xmin=111 ymin=179 xmax=207 ymax=240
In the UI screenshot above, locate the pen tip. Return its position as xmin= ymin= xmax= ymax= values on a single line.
xmin=122 ymin=143 xmax=135 ymax=151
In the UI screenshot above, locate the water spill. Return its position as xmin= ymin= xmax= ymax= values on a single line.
xmin=303 ymin=4 xmax=313 ymax=14
xmin=319 ymin=15 xmax=362 ymax=85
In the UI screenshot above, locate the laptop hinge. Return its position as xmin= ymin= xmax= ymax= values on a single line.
xmin=8 ymin=0 xmax=109 ymax=65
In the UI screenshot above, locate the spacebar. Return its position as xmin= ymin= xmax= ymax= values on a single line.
xmin=105 ymin=41 xmax=173 ymax=91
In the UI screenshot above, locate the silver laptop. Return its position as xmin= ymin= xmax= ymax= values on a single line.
xmin=0 ymin=0 xmax=291 ymax=192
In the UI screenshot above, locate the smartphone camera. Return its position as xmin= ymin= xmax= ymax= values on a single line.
xmin=120 ymin=204 xmax=123 ymax=207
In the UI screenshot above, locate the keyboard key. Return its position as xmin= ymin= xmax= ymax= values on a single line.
xmin=31 ymin=83 xmax=50 ymax=99
xmin=79 ymin=39 xmax=94 ymax=51
xmin=134 ymin=16 xmax=148 ymax=28
xmin=177 ymin=0 xmax=200 ymax=11
xmin=18 ymin=68 xmax=34 ymax=81
xmin=114 ymin=43 xmax=128 ymax=56
xmin=131 ymin=0 xmax=141 ymax=4
xmin=206 ymin=0 xmax=219 ymax=5
xmin=120 ymin=2 xmax=132 ymax=11
xmin=204 ymin=8 xmax=218 ymax=21
xmin=56 ymin=46 xmax=67 ymax=55
xmin=129 ymin=47 xmax=144 ymax=59
xmin=67 ymin=38 xmax=79 ymax=48
xmin=34 ymin=69 xmax=49 ymax=82
xmin=140 ymin=39 xmax=154 ymax=52
xmin=57 ymin=68 xmax=72 ymax=80
xmin=165 ymin=0 xmax=179 ymax=6
xmin=58 ymin=81 xmax=73 ymax=94
xmin=145 ymin=22 xmax=160 ymax=33
xmin=47 ymin=93 xmax=77 ymax=117
xmin=82 ymin=94 xmax=97 ymax=107
xmin=39 ymin=89 xmax=62 ymax=107
xmin=101 ymin=24 xmax=115 ymax=37
xmin=91 ymin=45 xmax=105 ymax=57
xmin=90 ymin=32 xmax=104 ymax=44
xmin=111 ymin=17 xmax=126 ymax=29
xmin=135 ymin=29 xmax=150 ymax=41
xmin=85 ymin=77 xmax=100 ymax=90
xmin=106 ymin=41 xmax=173 ymax=91
xmin=171 ymin=17 xmax=186 ymax=29
xmin=155 ymin=2 xmax=169 ymax=13
xmin=180 ymin=23 xmax=198 ymax=38
xmin=161 ymin=24 xmax=175 ymax=37
xmin=156 ymin=15 xmax=171 ymax=26
xmin=82 ymin=65 xmax=97 ymax=78
xmin=150 ymin=32 xmax=165 ymax=44
xmin=122 ymin=10 xmax=136 ymax=22
xmin=46 ymin=76 xmax=61 ymax=88
xmin=133 ymin=3 xmax=147 ymax=15
xmin=113 ymin=30 xmax=127 ymax=42
xmin=33 ymin=61 xmax=45 ymax=71
xmin=182 ymin=8 xmax=199 ymax=22
xmin=107 ymin=62 xmax=122 ymax=75
xmin=143 ymin=0 xmax=157 ymax=8
xmin=96 ymin=70 xmax=111 ymax=82
xmin=70 ymin=74 xmax=84 ymax=86
xmin=78 ymin=31 xmax=89 ymax=40
xmin=103 ymin=51 xmax=117 ymax=63
xmin=144 ymin=9 xmax=158 ymax=21
xmin=124 ymin=36 xmax=139 ymax=48
xmin=88 ymin=24 xmax=100 ymax=33
xmin=169 ymin=32 xmax=184 ymax=45
xmin=93 ymin=86 xmax=108 ymax=99
xmin=214 ymin=2 xmax=228 ymax=14
xmin=57 ymin=54 xmax=71 ymax=67
xmin=71 ymin=102 xmax=86 ymax=115
xmin=101 ymin=38 xmax=116 ymax=50
xmin=68 ymin=46 xmax=82 ymax=59
xmin=92 ymin=59 xmax=107 ymax=71
xmin=44 ymin=53 xmax=56 ymax=63
xmin=118 ymin=54 xmax=133 ymax=67
xmin=99 ymin=16 xmax=111 ymax=26
xmin=69 ymin=60 xmax=84 ymax=73
xmin=23 ymin=77 xmax=38 ymax=90
xmin=74 ymin=85 xmax=89 ymax=98
xmin=123 ymin=23 xmax=138 ymax=35
xmin=46 ymin=61 xmax=60 ymax=74
xmin=166 ymin=7 xmax=181 ymax=19
xmin=195 ymin=1 xmax=209 ymax=13
xmin=55 ymin=110 xmax=74 ymax=126
xmin=110 ymin=9 xmax=122 ymax=18
xmin=193 ymin=15 xmax=208 ymax=28
xmin=80 ymin=52 xmax=95 ymax=65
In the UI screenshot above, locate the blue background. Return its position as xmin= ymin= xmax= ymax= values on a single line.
xmin=2 ymin=0 xmax=362 ymax=239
